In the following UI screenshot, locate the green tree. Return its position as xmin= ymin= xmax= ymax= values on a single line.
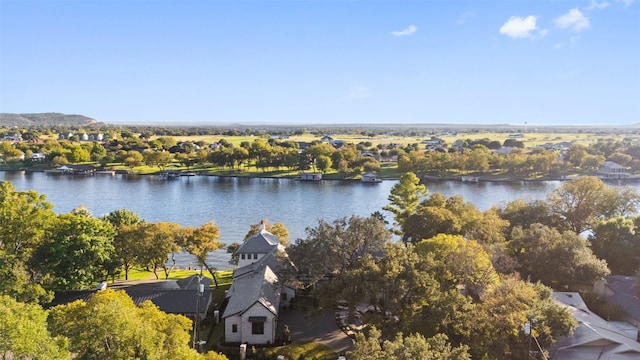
xmin=590 ymin=216 xmax=640 ymax=275
xmin=181 ymin=221 xmax=224 ymax=285
xmin=0 ymin=295 xmax=70 ymax=359
xmin=509 ymin=224 xmax=609 ymax=286
xmin=384 ymin=172 xmax=428 ymax=232
xmin=48 ymin=289 xmax=217 ymax=360
xmin=138 ymin=222 xmax=181 ymax=279
xmin=467 ymin=278 xmax=576 ymax=359
xmin=103 ymin=209 xmax=144 ymax=280
xmin=33 ymin=208 xmax=116 ymax=290
xmin=350 ymin=327 xmax=470 ymax=360
xmin=316 ymin=155 xmax=332 ymax=173
xmin=548 ymin=176 xmax=613 ymax=233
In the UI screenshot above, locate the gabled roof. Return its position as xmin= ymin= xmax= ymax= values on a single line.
xmin=602 ymin=276 xmax=640 ymax=323
xmin=236 ymin=229 xmax=284 ymax=254
xmin=222 ymin=264 xmax=281 ymax=319
xmin=552 ymin=292 xmax=640 ymax=359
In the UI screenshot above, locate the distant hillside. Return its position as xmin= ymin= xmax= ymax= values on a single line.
xmin=0 ymin=113 xmax=100 ymax=127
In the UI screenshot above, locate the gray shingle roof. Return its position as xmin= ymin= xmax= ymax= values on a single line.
xmin=552 ymin=292 xmax=640 ymax=359
xmin=236 ymin=229 xmax=283 ymax=254
xmin=222 ymin=264 xmax=281 ymax=319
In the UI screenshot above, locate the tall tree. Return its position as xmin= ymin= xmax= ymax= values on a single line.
xmin=0 ymin=295 xmax=70 ymax=360
xmin=0 ymin=181 xmax=56 ymax=302
xmin=33 ymin=208 xmax=116 ymax=290
xmin=384 ymin=172 xmax=428 ymax=233
xmin=103 ymin=209 xmax=144 ymax=281
xmin=590 ymin=216 xmax=640 ymax=275
xmin=181 ymin=221 xmax=224 ymax=286
xmin=138 ymin=222 xmax=181 ymax=279
xmin=547 ymin=176 xmax=619 ymax=233
xmin=509 ymin=224 xmax=610 ymax=286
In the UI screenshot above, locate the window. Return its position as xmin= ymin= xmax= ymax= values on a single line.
xmin=232 ymin=324 xmax=237 ymax=333
xmin=253 ymin=253 xmax=258 ymax=259
xmin=241 ymin=254 xmax=245 ymax=260
xmin=251 ymin=321 xmax=264 ymax=335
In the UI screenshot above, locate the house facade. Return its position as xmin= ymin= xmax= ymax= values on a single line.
xmin=597 ymin=161 xmax=628 ymax=179
xmin=223 ymin=225 xmax=295 ymax=345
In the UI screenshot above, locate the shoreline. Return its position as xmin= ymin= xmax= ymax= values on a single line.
xmin=4 ymin=168 xmax=639 ymax=184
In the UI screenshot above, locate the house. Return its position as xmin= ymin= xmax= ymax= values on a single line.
xmin=597 ymin=161 xmax=628 ymax=179
xmin=422 ymin=137 xmax=446 ymax=150
xmin=235 ymin=225 xmax=286 ymax=269
xmin=551 ymin=291 xmax=640 ymax=359
xmin=31 ymin=153 xmax=46 ymax=162
xmin=48 ymin=275 xmax=213 ymax=320
xmin=223 ymin=225 xmax=295 ymax=345
xmin=361 ymin=172 xmax=382 ymax=183
xmin=594 ymin=276 xmax=640 ymax=327
xmin=299 ymin=172 xmax=322 ymax=181
xmin=320 ymin=135 xmax=334 ymax=143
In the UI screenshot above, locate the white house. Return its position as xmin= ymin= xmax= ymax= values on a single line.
xmin=598 ymin=161 xmax=628 ymax=179
xmin=223 ymin=264 xmax=281 ymax=345
xmin=223 ymin=225 xmax=296 ymax=345
xmin=235 ymin=226 xmax=286 ymax=268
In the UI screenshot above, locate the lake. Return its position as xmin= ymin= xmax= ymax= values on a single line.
xmin=1 ymin=171 xmax=564 ymax=270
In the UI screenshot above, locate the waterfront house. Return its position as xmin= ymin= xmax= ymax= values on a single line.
xmin=361 ymin=172 xmax=382 ymax=183
xmin=597 ymin=161 xmax=628 ymax=179
xmin=223 ymin=225 xmax=295 ymax=345
xmin=299 ymin=172 xmax=322 ymax=181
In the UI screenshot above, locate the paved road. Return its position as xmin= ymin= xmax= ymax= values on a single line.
xmin=278 ymin=308 xmax=354 ymax=354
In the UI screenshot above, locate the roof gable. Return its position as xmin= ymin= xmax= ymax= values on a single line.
xmin=222 ymin=264 xmax=281 ymax=319
xmin=237 ymin=229 xmax=282 ymax=254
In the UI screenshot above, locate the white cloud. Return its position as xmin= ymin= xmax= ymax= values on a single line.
xmin=555 ymin=9 xmax=590 ymax=32
xmin=391 ymin=25 xmax=417 ymax=37
xmin=585 ymin=0 xmax=611 ymax=10
xmin=616 ymin=0 xmax=634 ymax=7
xmin=499 ymin=16 xmax=541 ymax=39
xmin=457 ymin=11 xmax=474 ymax=25
xmin=348 ymin=86 xmax=371 ymax=99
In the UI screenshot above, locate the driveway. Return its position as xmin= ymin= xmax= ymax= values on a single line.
xmin=278 ymin=308 xmax=354 ymax=354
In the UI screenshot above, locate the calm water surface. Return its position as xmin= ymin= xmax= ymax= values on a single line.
xmin=1 ymin=171 xmax=564 ymax=269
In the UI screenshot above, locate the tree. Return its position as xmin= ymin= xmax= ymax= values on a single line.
xmin=143 ymin=149 xmax=174 ymax=170
xmin=103 ymin=209 xmax=144 ymax=280
xmin=466 ymin=278 xmax=576 ymax=359
xmin=289 ymin=215 xmax=391 ymax=290
xmin=590 ymin=216 xmax=640 ymax=275
xmin=415 ymin=234 xmax=499 ymax=299
xmin=316 ymin=155 xmax=332 ymax=173
xmin=138 ymin=222 xmax=181 ymax=279
xmin=384 ymin=172 xmax=428 ymax=232
xmin=181 ymin=221 xmax=224 ymax=286
xmin=48 ymin=289 xmax=221 ymax=360
xmin=350 ymin=327 xmax=470 ymax=360
xmin=123 ymin=150 xmax=144 ymax=168
xmin=33 ymin=208 xmax=116 ymax=290
xmin=547 ymin=176 xmax=613 ymax=233
xmin=0 ymin=295 xmax=70 ymax=359
xmin=509 ymin=224 xmax=609 ymax=286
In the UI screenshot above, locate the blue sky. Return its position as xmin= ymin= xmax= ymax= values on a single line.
xmin=0 ymin=0 xmax=638 ymax=126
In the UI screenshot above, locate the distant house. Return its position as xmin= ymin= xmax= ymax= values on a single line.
xmin=422 ymin=137 xmax=446 ymax=150
xmin=31 ymin=153 xmax=46 ymax=162
xmin=551 ymin=291 xmax=640 ymax=359
xmin=361 ymin=172 xmax=382 ymax=183
xmin=299 ymin=172 xmax=322 ymax=181
xmin=47 ymin=164 xmax=95 ymax=175
xmin=320 ymin=135 xmax=334 ymax=143
xmin=598 ymin=161 xmax=628 ymax=179
xmin=223 ymin=225 xmax=295 ymax=345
